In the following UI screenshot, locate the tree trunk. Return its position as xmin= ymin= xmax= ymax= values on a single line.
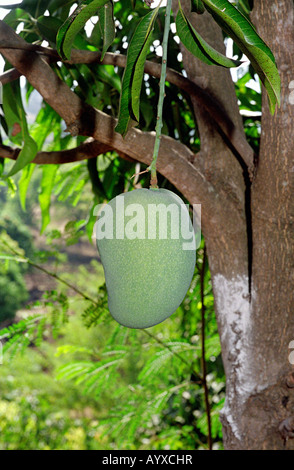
xmin=176 ymin=0 xmax=294 ymax=449
xmin=221 ymin=0 xmax=294 ymax=450
xmin=201 ymin=0 xmax=293 ymax=449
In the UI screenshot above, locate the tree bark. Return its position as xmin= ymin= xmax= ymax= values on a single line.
xmin=175 ymin=0 xmax=294 ymax=450
xmin=220 ymin=0 xmax=294 ymax=449
xmin=174 ymin=1 xmax=250 ymax=284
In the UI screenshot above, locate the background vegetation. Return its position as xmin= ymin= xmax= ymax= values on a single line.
xmin=0 ymin=0 xmax=262 ymax=450
xmin=0 ymin=162 xmax=226 ymax=449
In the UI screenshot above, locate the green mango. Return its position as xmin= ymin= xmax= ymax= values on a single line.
xmin=96 ymin=188 xmax=196 ymax=328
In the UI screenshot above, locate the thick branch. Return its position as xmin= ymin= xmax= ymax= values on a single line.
xmin=0 ymin=37 xmax=254 ymax=171
xmin=0 ymin=21 xmax=203 ymax=186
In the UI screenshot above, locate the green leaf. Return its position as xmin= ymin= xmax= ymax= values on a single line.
xmin=176 ymin=6 xmax=242 ymax=68
xmin=37 ymin=15 xmax=63 ymax=43
xmin=115 ymin=6 xmax=160 ymax=136
xmin=235 ymin=0 xmax=253 ymax=17
xmin=55 ymin=361 xmax=94 ymax=381
xmin=56 ymin=355 xmax=124 ymax=385
xmin=0 ymin=159 xmax=4 ymax=178
xmin=30 ymin=104 xmax=61 ymax=150
xmin=2 ymin=81 xmax=25 ymax=147
xmin=201 ymin=0 xmax=281 ymax=114
xmin=196 ymin=398 xmax=225 ymax=439
xmin=85 ymin=200 xmax=99 ymax=242
xmin=38 ymin=165 xmax=58 ymax=233
xmin=139 ymin=341 xmax=197 ymax=383
xmin=131 ymin=16 xmax=158 ymax=122
xmin=55 ymin=344 xmax=93 ymax=357
xmin=38 ymin=14 xmax=95 ymax=51
xmin=2 ymin=81 xmax=38 ymax=177
xmin=54 ymin=163 xmax=89 ymax=205
xmin=18 ymin=163 xmax=36 ymax=211
xmin=48 ymin=0 xmax=76 ymax=14
xmin=7 ymin=131 xmax=38 ymax=177
xmin=191 ymin=0 xmax=205 ymax=14
xmin=56 ymin=0 xmax=110 ymax=60
xmin=98 ymin=1 xmax=116 ymax=60
xmin=95 ymin=64 xmax=121 ymax=92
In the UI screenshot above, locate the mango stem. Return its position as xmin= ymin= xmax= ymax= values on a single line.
xmin=149 ymin=0 xmax=172 ymax=189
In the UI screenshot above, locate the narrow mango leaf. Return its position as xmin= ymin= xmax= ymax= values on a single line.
xmin=2 ymin=81 xmax=25 ymax=147
xmin=191 ymin=0 xmax=205 ymax=14
xmin=115 ymin=6 xmax=160 ymax=137
xmin=131 ymin=19 xmax=157 ymax=122
xmin=7 ymin=131 xmax=38 ymax=178
xmin=98 ymin=1 xmax=115 ymax=60
xmin=38 ymin=165 xmax=59 ymax=233
xmin=18 ymin=163 xmax=36 ymax=211
xmin=201 ymin=0 xmax=281 ymax=113
xmin=30 ymin=105 xmax=61 ymax=150
xmin=176 ymin=6 xmax=242 ymax=68
xmin=38 ymin=14 xmax=97 ymax=50
xmin=2 ymin=81 xmax=38 ymax=177
xmin=56 ymin=0 xmax=109 ymax=60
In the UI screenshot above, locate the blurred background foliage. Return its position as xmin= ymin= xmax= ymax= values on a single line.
xmin=0 ymin=0 xmax=260 ymax=450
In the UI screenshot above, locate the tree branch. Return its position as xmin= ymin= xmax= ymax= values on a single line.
xmin=0 ymin=21 xmax=210 ymax=196
xmin=0 ymin=67 xmax=22 ymax=85
xmin=0 ymin=35 xmax=254 ymax=171
xmin=0 ymin=139 xmax=135 ymax=165
xmin=0 ymin=18 xmax=248 ymax=249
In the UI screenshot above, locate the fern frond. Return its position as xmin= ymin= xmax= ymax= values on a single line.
xmin=0 ymin=289 xmax=70 ymax=358
xmin=81 ymin=284 xmax=108 ymax=328
xmin=55 ymin=344 xmax=93 ymax=357
xmin=139 ymin=341 xmax=197 ymax=383
xmin=56 ymin=350 xmax=127 ymax=395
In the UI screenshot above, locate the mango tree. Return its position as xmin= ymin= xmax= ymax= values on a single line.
xmin=0 ymin=0 xmax=293 ymax=450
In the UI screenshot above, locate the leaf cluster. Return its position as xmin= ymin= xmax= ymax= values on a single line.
xmin=0 ymin=0 xmax=278 ymax=232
